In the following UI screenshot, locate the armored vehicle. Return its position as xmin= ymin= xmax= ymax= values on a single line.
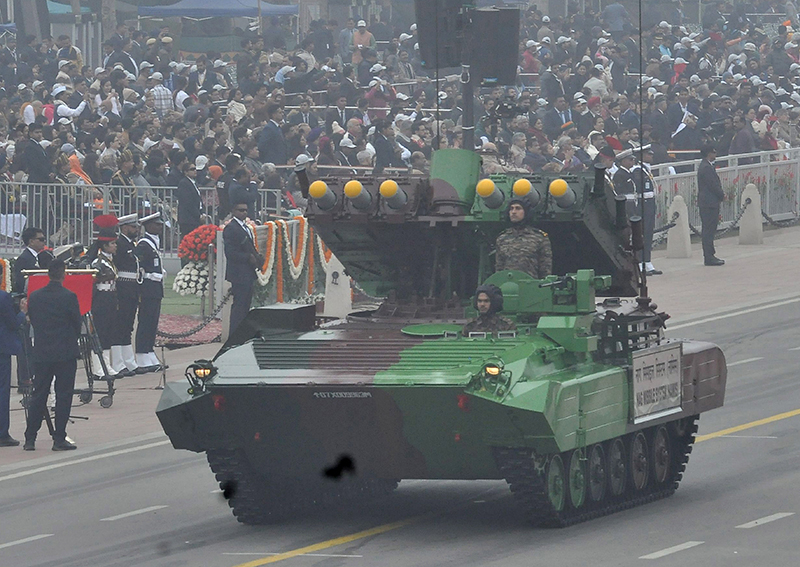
xmin=157 ymin=149 xmax=727 ymax=526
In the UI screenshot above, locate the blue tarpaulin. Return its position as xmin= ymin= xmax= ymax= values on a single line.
xmin=138 ymin=0 xmax=298 ymax=18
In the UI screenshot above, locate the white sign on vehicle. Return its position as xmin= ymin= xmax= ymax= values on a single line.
xmin=631 ymin=342 xmax=682 ymax=423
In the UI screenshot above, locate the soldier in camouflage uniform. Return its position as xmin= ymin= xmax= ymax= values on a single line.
xmin=495 ymin=198 xmax=552 ymax=279
xmin=462 ymin=284 xmax=516 ymax=336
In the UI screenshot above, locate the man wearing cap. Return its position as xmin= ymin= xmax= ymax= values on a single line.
xmin=53 ymin=84 xmax=91 ymax=122
xmin=88 ymin=215 xmax=121 ymax=379
xmin=111 ymin=214 xmax=140 ymax=376
xmin=613 ymin=148 xmax=637 ymax=207
xmin=149 ymin=72 xmax=173 ymax=118
xmin=22 ymin=259 xmax=82 ymax=451
xmin=134 ymin=211 xmax=166 ymax=372
xmin=224 ymin=196 xmax=263 ymax=335
xmin=631 ymin=146 xmax=662 ymax=275
xmin=495 ymin=198 xmax=552 ymax=279
xmin=177 ymin=160 xmax=205 ymax=245
xmin=351 ymin=20 xmax=376 ymax=66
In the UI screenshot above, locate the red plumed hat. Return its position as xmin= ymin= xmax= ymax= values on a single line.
xmin=93 ymin=214 xmax=119 ymax=229
xmin=94 ymin=214 xmax=119 ymax=242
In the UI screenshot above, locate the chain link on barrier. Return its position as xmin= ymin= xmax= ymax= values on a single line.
xmin=650 ymin=211 xmax=680 ymax=246
xmin=156 ymin=290 xmax=233 ymax=340
xmin=688 ymin=198 xmax=751 ymax=240
xmin=761 ymin=210 xmax=800 ymax=228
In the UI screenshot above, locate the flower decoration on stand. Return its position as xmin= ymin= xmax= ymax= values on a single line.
xmin=173 ymin=261 xmax=210 ymax=296
xmin=178 ymin=224 xmax=220 ymax=263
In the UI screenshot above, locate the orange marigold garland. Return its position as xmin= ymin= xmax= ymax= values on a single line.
xmin=0 ymin=258 xmax=10 ymax=292
xmin=252 ymin=221 xmax=276 ymax=286
xmin=277 ymin=216 xmax=308 ymax=280
xmin=316 ymin=235 xmax=334 ymax=273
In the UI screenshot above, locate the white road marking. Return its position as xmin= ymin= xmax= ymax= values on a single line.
xmin=639 ymin=541 xmax=704 ymax=559
xmin=717 ymin=435 xmax=778 ymax=439
xmin=0 ymin=534 xmax=54 ymax=550
xmin=223 ymin=553 xmax=363 ymax=558
xmin=727 ymin=357 xmax=764 ymax=367
xmin=789 ymin=346 xmax=800 ymax=351
xmin=100 ymin=505 xmax=169 ymax=522
xmin=736 ymin=512 xmax=795 ymax=529
xmin=669 ymin=297 xmax=800 ymax=331
xmin=0 ymin=440 xmax=170 ymax=483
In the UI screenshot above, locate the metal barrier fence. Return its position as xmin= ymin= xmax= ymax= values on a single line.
xmin=651 ymin=148 xmax=800 ymax=230
xmin=0 ymin=182 xmax=282 ymax=258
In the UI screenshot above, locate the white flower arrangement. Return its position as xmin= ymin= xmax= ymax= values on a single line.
xmin=172 ymin=261 xmax=210 ymax=296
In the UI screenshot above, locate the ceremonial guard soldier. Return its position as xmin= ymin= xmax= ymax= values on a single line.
xmin=612 ymin=148 xmax=637 ymax=211
xmin=631 ymin=145 xmax=662 ymax=275
xmin=111 ymin=213 xmax=140 ymax=376
xmin=87 ymin=215 xmax=120 ymax=379
xmin=134 ymin=210 xmax=165 ymax=372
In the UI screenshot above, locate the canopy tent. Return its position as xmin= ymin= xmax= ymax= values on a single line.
xmin=138 ymin=0 xmax=298 ymax=18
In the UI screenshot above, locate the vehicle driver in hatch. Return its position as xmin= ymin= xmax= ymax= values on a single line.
xmin=462 ymin=284 xmax=516 ymax=337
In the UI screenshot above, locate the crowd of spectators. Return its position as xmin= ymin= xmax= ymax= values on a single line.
xmin=2 ymin=1 xmax=800 ymax=228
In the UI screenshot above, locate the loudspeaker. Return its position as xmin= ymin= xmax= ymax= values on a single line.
xmin=471 ymin=7 xmax=520 ymax=85
xmin=414 ymin=0 xmax=466 ymax=69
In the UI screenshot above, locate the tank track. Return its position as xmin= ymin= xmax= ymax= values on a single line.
xmin=494 ymin=415 xmax=699 ymax=527
xmin=206 ymin=448 xmax=399 ymax=524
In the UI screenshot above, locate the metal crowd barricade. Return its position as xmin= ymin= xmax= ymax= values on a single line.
xmin=0 ymin=182 xmax=284 ymax=259
xmin=651 ymin=148 xmax=800 ymax=230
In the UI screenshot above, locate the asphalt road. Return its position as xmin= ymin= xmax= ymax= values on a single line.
xmin=1 ymin=298 xmax=799 ymax=567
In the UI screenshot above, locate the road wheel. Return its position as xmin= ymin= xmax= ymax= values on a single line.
xmin=652 ymin=426 xmax=671 ymax=485
xmin=567 ymin=450 xmax=586 ymax=510
xmin=546 ymin=454 xmax=566 ymax=513
xmin=587 ymin=444 xmax=607 ymax=503
xmin=630 ymin=432 xmax=649 ymax=491
xmin=608 ymin=438 xmax=626 ymax=497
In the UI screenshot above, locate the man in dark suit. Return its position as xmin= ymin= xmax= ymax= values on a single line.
xmin=258 ymin=104 xmax=288 ymax=165
xmin=12 ymin=227 xmax=45 ymax=394
xmin=176 ymin=161 xmax=204 ymax=243
xmin=23 ymin=123 xmax=53 ymax=184
xmin=287 ymin=98 xmax=321 ymax=129
xmin=697 ymin=145 xmax=725 ymax=266
xmin=542 ymin=95 xmax=573 ymax=140
xmin=13 ymin=227 xmax=45 ymax=293
xmin=0 ymin=288 xmax=25 ymax=446
xmin=373 ymin=119 xmax=404 ymax=173
xmin=224 ymin=199 xmax=263 ymax=335
xmin=23 ymin=260 xmax=82 ymax=451
xmin=325 ymin=95 xmax=355 ymax=135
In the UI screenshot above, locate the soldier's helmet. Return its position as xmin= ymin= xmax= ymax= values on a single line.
xmin=504 ymin=197 xmax=533 ymax=223
xmin=474 ymin=284 xmax=504 ymax=315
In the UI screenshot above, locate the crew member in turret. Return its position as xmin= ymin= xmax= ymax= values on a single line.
xmin=134 ymin=210 xmax=165 ymax=373
xmin=462 ymin=284 xmax=516 ymax=336
xmin=495 ymin=198 xmax=552 ymax=279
